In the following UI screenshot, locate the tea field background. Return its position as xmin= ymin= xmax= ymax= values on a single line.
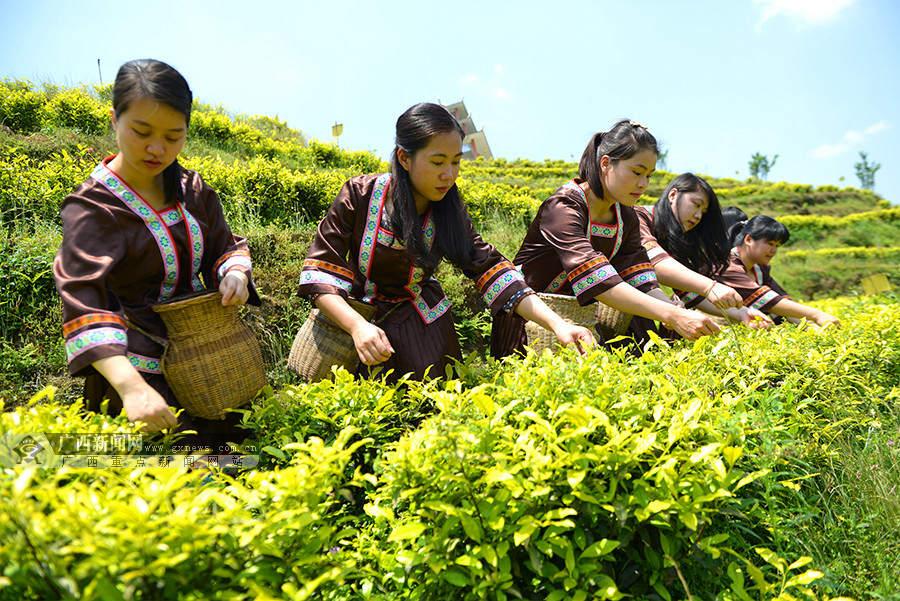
xmin=1 ymin=81 xmax=898 ymax=599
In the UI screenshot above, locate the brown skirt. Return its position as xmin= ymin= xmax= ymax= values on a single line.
xmin=84 ymin=372 xmax=250 ymax=454
xmin=357 ymin=301 xmax=461 ymax=383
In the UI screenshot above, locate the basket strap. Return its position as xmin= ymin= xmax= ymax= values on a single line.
xmin=373 ymin=301 xmax=404 ymax=325
xmin=124 ymin=318 xmax=169 ymax=350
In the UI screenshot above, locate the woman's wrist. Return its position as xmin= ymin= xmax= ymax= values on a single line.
xmin=224 ymin=268 xmax=249 ymax=283
xmin=660 ymin=305 xmax=681 ymax=328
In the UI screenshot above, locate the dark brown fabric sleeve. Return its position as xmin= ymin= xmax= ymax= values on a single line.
xmin=298 ymin=179 xmax=358 ymax=299
xmin=456 ymin=204 xmax=532 ymax=315
xmin=610 ymin=208 xmax=659 ymax=294
xmin=194 ymin=174 xmax=260 ymax=306
xmin=54 ymin=195 xmax=129 ymax=376
xmin=539 ymin=194 xmax=623 ymax=305
xmin=715 ymin=257 xmax=786 ymax=312
xmin=634 ymin=205 xmax=672 ymax=266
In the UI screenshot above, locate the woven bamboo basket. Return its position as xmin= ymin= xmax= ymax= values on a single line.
xmin=524 ymin=292 xmax=632 ymax=352
xmin=152 ymin=291 xmax=266 ymax=420
xmin=287 ymin=298 xmax=376 ymax=382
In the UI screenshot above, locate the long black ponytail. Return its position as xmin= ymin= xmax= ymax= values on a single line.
xmin=112 ymin=59 xmax=192 ymax=204
xmin=578 ymin=119 xmax=658 ymax=199
xmin=727 ymin=214 xmax=790 ymax=248
xmin=390 ymin=102 xmax=473 ymax=270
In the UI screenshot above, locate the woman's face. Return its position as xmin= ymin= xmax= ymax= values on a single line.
xmin=744 ymin=235 xmax=781 ymax=266
xmin=399 ymin=130 xmax=463 ymax=207
xmin=668 ymin=187 xmax=709 ymax=232
xmin=111 ymin=96 xmax=187 ymax=181
xmin=600 ymin=149 xmax=656 ymax=205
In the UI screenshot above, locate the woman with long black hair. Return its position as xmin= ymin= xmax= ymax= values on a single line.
xmin=299 ymin=102 xmax=595 ymax=381
xmin=633 ymin=173 xmax=772 ymax=328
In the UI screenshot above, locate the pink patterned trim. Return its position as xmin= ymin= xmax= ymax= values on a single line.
xmin=91 ymin=161 xmax=204 ymax=301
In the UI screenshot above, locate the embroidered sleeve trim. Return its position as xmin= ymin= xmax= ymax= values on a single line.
xmin=302 ymin=258 xmax=354 ymax=280
xmin=571 ymin=263 xmax=619 ymax=297
xmin=63 ymin=313 xmax=126 ymax=337
xmin=567 ymin=255 xmax=610 ymax=281
xmin=619 ymin=262 xmax=654 ymax=278
xmin=483 ymin=270 xmax=526 ymax=306
xmin=299 ymin=270 xmax=353 ymax=293
xmin=476 ymin=260 xmax=516 ymax=291
xmin=746 ymin=287 xmax=781 ymax=310
xmin=501 ymin=288 xmax=535 ymax=312
xmin=545 ymin=270 xmax=568 ymax=293
xmin=680 ymin=291 xmax=701 ymax=305
xmin=65 ymin=327 xmax=128 ymax=363
xmin=128 ymin=352 xmax=162 ymax=375
xmin=217 ymin=255 xmax=253 ymax=280
xmin=626 ymin=271 xmax=658 ymax=288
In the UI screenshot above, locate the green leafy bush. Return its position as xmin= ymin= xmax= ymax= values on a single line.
xmin=780 ymin=208 xmax=900 ymax=250
xmin=1 ymin=296 xmax=897 ymax=598
xmin=0 ymin=83 xmax=46 ymax=132
xmin=39 ymin=88 xmax=108 ymax=135
xmin=0 ymin=391 xmax=367 ymax=599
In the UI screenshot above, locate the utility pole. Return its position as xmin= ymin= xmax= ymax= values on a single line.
xmin=97 ymin=59 xmax=103 ymax=84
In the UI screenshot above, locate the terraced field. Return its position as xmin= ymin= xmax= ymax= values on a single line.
xmin=1 ymin=80 xmax=898 ymax=599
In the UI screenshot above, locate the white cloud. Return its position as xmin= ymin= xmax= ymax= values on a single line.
xmin=494 ymin=64 xmax=505 ymax=75
xmin=865 ymin=120 xmax=890 ymax=135
xmin=492 ymin=87 xmax=511 ymax=100
xmin=754 ymin=0 xmax=856 ymax=26
xmin=811 ymin=121 xmax=891 ymax=159
xmin=459 ymin=73 xmax=479 ymax=86
xmin=812 ymin=143 xmax=849 ymax=159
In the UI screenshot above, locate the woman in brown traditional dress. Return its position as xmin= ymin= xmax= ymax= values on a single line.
xmin=716 ymin=211 xmax=840 ymax=326
xmin=492 ymin=120 xmax=721 ymax=358
xmin=298 ymin=103 xmax=595 ymax=381
xmin=53 ymin=60 xmax=257 ymax=449
xmin=632 ymin=173 xmax=772 ymax=328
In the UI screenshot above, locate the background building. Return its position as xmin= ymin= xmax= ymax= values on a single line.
xmin=443 ymin=100 xmax=493 ymax=160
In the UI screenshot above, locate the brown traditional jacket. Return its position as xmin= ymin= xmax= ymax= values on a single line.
xmin=298 ymin=173 xmax=531 ymax=323
xmin=512 ymin=179 xmax=659 ymax=302
xmin=54 ymin=158 xmax=257 ymax=378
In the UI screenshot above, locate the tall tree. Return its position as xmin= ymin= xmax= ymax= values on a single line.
xmin=854 ymin=151 xmax=881 ymax=190
xmin=748 ymin=152 xmax=778 ymax=180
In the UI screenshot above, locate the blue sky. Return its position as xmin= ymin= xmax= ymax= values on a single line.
xmin=2 ymin=0 xmax=898 ymax=203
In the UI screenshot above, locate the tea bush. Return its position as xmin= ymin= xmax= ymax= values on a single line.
xmin=39 ymin=88 xmax=108 ymax=135
xmin=780 ymin=208 xmax=900 ymax=250
xmin=0 ymin=391 xmax=367 ymax=599
xmin=0 ymin=84 xmax=45 ymax=132
xmin=776 ymin=247 xmax=900 ymax=299
xmin=0 ymin=226 xmax=65 ymax=400
xmin=1 ymin=296 xmax=897 ymax=598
